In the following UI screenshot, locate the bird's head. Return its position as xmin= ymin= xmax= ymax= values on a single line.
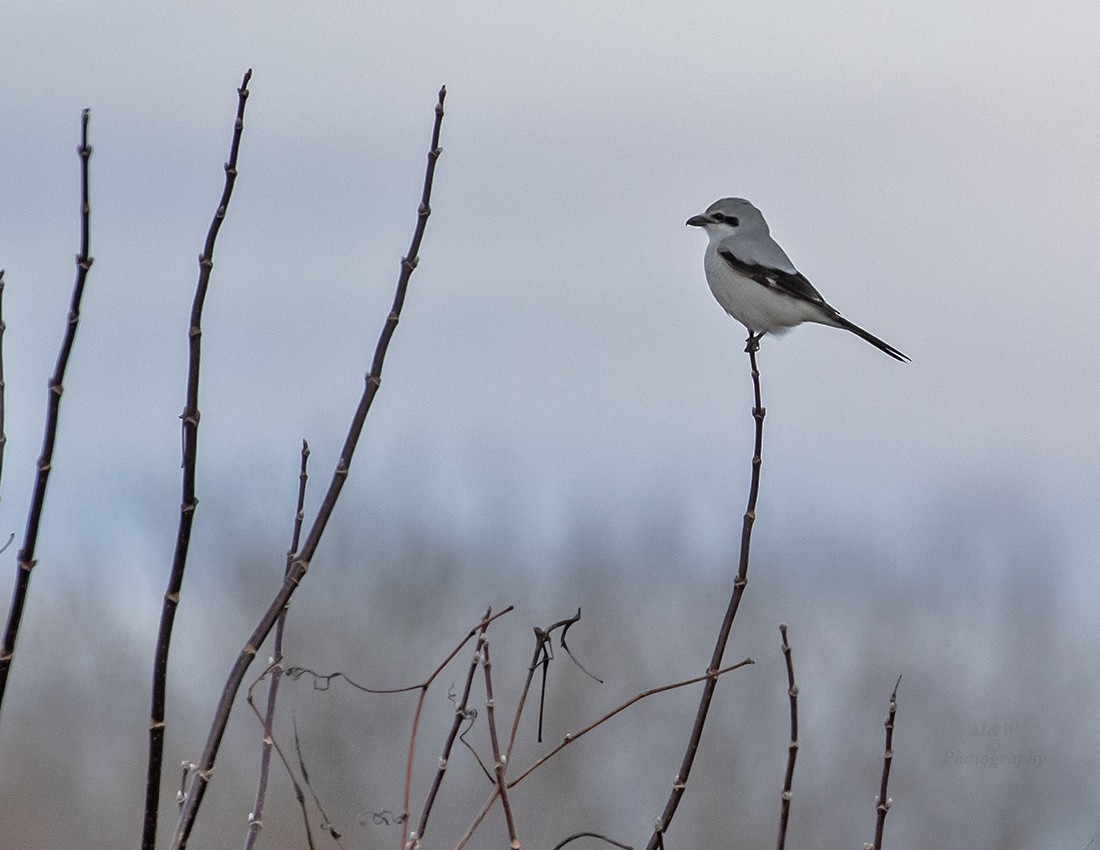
xmin=686 ymin=197 xmax=770 ymax=239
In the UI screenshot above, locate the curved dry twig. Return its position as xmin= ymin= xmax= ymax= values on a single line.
xmin=870 ymin=675 xmax=902 ymax=850
xmin=0 ymin=108 xmax=94 ymax=711
xmin=143 ymin=70 xmax=253 ymax=850
xmin=170 ymin=85 xmax=447 ymax=850
xmin=551 ymin=832 xmax=633 ymax=850
xmin=644 ymin=334 xmax=765 ymax=849
xmin=776 ymin=624 xmax=799 ymax=850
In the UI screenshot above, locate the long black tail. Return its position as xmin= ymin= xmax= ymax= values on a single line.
xmin=833 ymin=314 xmax=910 ymax=362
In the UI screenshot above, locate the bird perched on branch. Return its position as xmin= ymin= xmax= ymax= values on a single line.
xmin=687 ymin=198 xmax=909 ymax=361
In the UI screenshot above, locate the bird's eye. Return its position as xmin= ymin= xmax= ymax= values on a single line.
xmin=711 ymin=213 xmax=739 ymax=226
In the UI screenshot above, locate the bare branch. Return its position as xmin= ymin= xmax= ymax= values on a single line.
xmin=169 ymin=84 xmax=447 ymax=850
xmin=142 ymin=70 xmax=253 ymax=850
xmin=407 ymin=608 xmax=495 ymax=850
xmin=869 ymin=675 xmax=902 ymax=850
xmin=0 ymin=108 xmax=94 ymax=712
xmin=244 ymin=439 xmax=311 ymax=850
xmin=480 ymin=636 xmax=520 ymax=848
xmin=644 ymin=333 xmax=766 ymax=849
xmin=775 ymin=624 xmax=799 ymax=850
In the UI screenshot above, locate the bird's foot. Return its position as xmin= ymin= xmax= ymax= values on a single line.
xmin=744 ymin=331 xmax=763 ymax=353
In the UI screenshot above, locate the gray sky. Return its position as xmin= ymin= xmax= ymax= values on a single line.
xmin=2 ymin=3 xmax=1099 ymax=847
xmin=4 ymin=1 xmax=1097 ymax=543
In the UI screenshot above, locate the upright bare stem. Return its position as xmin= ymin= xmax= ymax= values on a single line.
xmin=0 ymin=109 xmax=94 ymax=714
xmin=0 ymin=269 xmax=7 ymax=499
xmin=243 ymin=440 xmax=310 ymax=850
xmin=142 ymin=70 xmax=252 ymax=850
xmin=169 ymin=85 xmax=447 ymax=850
xmin=776 ymin=624 xmax=799 ymax=850
xmin=643 ymin=335 xmax=764 ymax=849
xmin=480 ymin=636 xmax=520 ymax=848
xmin=870 ymin=675 xmax=902 ymax=850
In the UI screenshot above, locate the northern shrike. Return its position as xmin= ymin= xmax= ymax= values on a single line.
xmin=687 ymin=198 xmax=909 ymax=361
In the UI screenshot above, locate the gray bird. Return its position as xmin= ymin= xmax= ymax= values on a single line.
xmin=687 ymin=198 xmax=909 ymax=361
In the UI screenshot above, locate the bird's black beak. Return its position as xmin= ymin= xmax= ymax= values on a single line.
xmin=686 ymin=214 xmax=709 ymax=227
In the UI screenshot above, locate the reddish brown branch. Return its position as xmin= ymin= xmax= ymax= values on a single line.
xmin=143 ymin=70 xmax=252 ymax=850
xmin=170 ymin=85 xmax=447 ymax=850
xmin=0 ymin=108 xmax=94 ymax=712
xmin=644 ymin=335 xmax=765 ymax=849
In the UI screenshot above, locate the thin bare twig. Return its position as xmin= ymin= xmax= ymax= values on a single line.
xmin=293 ymin=717 xmax=345 ymax=843
xmin=170 ymin=85 xmax=447 ymax=850
xmin=0 ymin=109 xmax=94 ymax=713
xmin=243 ymin=664 xmax=350 ymax=850
xmin=244 ymin=667 xmax=319 ymax=850
xmin=644 ymin=333 xmax=765 ymax=849
xmin=869 ymin=675 xmax=902 ymax=850
xmin=143 ymin=70 xmax=253 ymax=850
xmin=776 ymin=624 xmax=799 ymax=850
xmin=244 ymin=439 xmax=311 ymax=850
xmin=480 ymin=636 xmax=520 ymax=848
xmin=407 ymin=609 xmax=495 ymax=850
xmin=455 ymin=658 xmax=754 ymax=850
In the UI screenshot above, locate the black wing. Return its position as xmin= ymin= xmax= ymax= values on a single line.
xmin=717 ymin=247 xmax=834 ymax=311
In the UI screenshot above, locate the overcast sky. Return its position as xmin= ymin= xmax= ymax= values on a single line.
xmin=3 ymin=1 xmax=1098 ymax=548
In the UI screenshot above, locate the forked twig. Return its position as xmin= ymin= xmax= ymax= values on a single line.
xmin=0 ymin=108 xmax=94 ymax=712
xmin=505 ymin=610 xmax=592 ymax=753
xmin=869 ymin=675 xmax=902 ymax=850
xmin=776 ymin=624 xmax=799 ymax=850
xmin=143 ymin=70 xmax=252 ymax=850
xmin=644 ymin=334 xmax=765 ymax=849
xmin=455 ymin=658 xmax=754 ymax=850
xmin=244 ymin=668 xmax=320 ymax=850
xmin=243 ymin=663 xmax=351 ymax=850
xmin=243 ymin=439 xmax=311 ymax=850
xmin=170 ymin=85 xmax=447 ymax=850
xmin=407 ymin=609 xmax=495 ymax=850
